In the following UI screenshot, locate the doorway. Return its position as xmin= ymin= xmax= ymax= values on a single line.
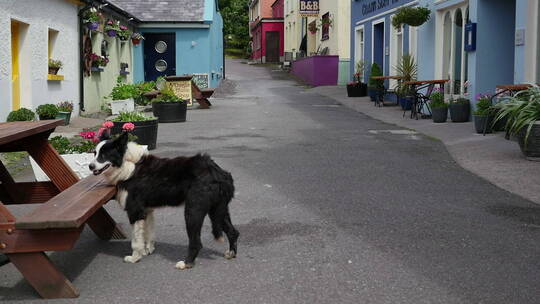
xmin=265 ymin=31 xmax=280 ymax=63
xmin=373 ymin=21 xmax=385 ymax=70
xmin=143 ymin=33 xmax=176 ymax=81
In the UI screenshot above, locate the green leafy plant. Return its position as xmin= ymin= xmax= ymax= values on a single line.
xmin=353 ymin=60 xmax=365 ymax=83
xmin=493 ymin=86 xmax=540 ymax=145
xmin=112 ymin=112 xmax=155 ymax=122
xmin=82 ymin=7 xmax=100 ymax=23
xmin=394 ymin=54 xmax=418 ymax=96
xmin=430 ymin=90 xmax=447 ymax=109
xmin=473 ymin=94 xmax=495 ymax=116
xmin=36 ymin=104 xmax=59 ymax=119
xmin=57 ymin=101 xmax=74 ymax=112
xmin=108 ymin=76 xmax=137 ymax=100
xmin=48 ymin=59 xmax=63 ymax=69
xmin=368 ymin=63 xmax=384 ymax=89
xmin=133 ymin=81 xmax=156 ymax=105
xmin=104 ymin=19 xmax=120 ymax=32
xmin=6 ymin=108 xmax=35 ymax=122
xmin=392 ymin=6 xmax=431 ymax=29
xmin=117 ymin=25 xmax=132 ymax=41
xmin=49 ymin=136 xmax=74 ymax=154
xmin=151 ymin=85 xmax=185 ymax=103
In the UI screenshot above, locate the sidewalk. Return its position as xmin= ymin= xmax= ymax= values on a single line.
xmin=311 ymin=85 xmax=540 ymax=205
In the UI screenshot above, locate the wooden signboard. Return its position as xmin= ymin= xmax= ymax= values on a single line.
xmin=192 ymin=73 xmax=209 ymax=89
xmin=166 ymin=76 xmax=193 ymax=106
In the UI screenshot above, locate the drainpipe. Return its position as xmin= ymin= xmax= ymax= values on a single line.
xmin=77 ymin=3 xmax=92 ymax=113
xmin=260 ymin=26 xmax=263 ymax=64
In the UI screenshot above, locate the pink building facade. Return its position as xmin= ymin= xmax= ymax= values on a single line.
xmin=249 ymin=0 xmax=284 ymax=63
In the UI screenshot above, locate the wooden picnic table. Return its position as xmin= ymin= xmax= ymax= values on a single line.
xmin=166 ymin=75 xmax=214 ymax=109
xmin=0 ymin=120 xmax=125 ymax=299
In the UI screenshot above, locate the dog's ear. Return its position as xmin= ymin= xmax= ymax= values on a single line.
xmin=116 ymin=131 xmax=129 ymax=148
xmin=98 ymin=128 xmax=111 ymax=141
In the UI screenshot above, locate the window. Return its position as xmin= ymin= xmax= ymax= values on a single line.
xmin=355 ymin=26 xmax=365 ymax=81
xmin=48 ymin=28 xmax=58 ymax=60
xmin=321 ymin=13 xmax=329 ymax=41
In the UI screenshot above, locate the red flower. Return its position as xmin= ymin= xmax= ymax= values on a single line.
xmin=79 ymin=131 xmax=96 ymax=140
xmin=102 ymin=121 xmax=114 ymax=129
xmin=122 ymin=122 xmax=135 ymax=131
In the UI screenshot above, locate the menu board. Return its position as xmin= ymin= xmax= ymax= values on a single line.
xmin=192 ymin=74 xmax=209 ymax=89
xmin=167 ymin=80 xmax=193 ymax=106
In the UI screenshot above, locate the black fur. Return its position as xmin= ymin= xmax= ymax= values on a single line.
xmin=98 ymin=134 xmax=238 ymax=268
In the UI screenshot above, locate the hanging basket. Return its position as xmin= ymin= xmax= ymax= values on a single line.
xmin=392 ymin=7 xmax=431 ymax=29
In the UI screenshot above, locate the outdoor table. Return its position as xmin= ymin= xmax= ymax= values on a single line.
xmin=370 ymin=76 xmax=404 ymax=107
xmin=0 ymin=120 xmax=125 ymax=298
xmin=403 ymin=80 xmax=448 ymax=119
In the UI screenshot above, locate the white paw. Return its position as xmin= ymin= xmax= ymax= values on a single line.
xmin=224 ymin=250 xmax=236 ymax=260
xmin=124 ymin=255 xmax=141 ymax=263
xmin=175 ymin=261 xmax=192 ymax=270
xmin=143 ymin=243 xmax=155 ymax=256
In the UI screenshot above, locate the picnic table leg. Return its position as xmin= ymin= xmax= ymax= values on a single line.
xmin=87 ymin=207 xmax=126 ymax=240
xmin=27 ymin=140 xmax=78 ymax=191
xmin=7 ymin=252 xmax=79 ymax=298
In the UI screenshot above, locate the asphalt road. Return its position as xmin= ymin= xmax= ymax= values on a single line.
xmin=2 ymin=59 xmax=540 ymax=303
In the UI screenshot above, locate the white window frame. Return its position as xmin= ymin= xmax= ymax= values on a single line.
xmin=389 ymin=15 xmax=404 ymax=88
xmin=371 ymin=17 xmax=386 ymax=74
xmin=354 ymin=25 xmax=365 ymax=82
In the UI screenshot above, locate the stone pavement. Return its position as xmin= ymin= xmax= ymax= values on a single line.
xmin=311 ymin=85 xmax=540 ymax=205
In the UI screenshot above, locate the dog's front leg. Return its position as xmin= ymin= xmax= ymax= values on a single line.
xmin=143 ymin=211 xmax=155 ymax=255
xmin=124 ymin=220 xmax=145 ymax=263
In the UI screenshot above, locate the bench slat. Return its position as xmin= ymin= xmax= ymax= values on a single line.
xmin=15 ymin=175 xmax=116 ymax=230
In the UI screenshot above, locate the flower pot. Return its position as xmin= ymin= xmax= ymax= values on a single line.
xmin=431 ymin=107 xmax=448 ymax=123
xmin=449 ymin=103 xmax=470 ymax=122
xmin=30 ymin=153 xmax=94 ymax=181
xmin=493 ymin=115 xmax=508 ymax=132
xmin=106 ymin=30 xmax=117 ymax=37
xmin=152 ymin=102 xmax=187 ymax=123
xmin=48 ymin=67 xmax=60 ymax=75
xmin=347 ymin=83 xmax=362 ymax=97
xmin=86 ymin=22 xmax=99 ymax=31
xmin=399 ymin=97 xmax=413 ymax=110
xmin=473 ymin=115 xmax=494 ymax=134
xmin=111 ymin=120 xmax=159 ymax=150
xmin=38 ymin=115 xmax=56 ymax=121
xmin=132 ymin=38 xmax=141 ymax=45
xmin=55 ymin=111 xmax=72 ymax=126
xmin=110 ymin=98 xmax=135 ymax=115
xmin=517 ymin=122 xmax=540 ymax=158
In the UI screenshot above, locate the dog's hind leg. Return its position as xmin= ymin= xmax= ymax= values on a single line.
xmin=124 ymin=220 xmax=146 ymax=263
xmin=209 ymin=207 xmax=224 ymax=243
xmin=175 ymin=208 xmax=206 ymax=270
xmin=143 ymin=210 xmax=155 ymax=255
xmin=223 ymin=209 xmax=239 ymax=260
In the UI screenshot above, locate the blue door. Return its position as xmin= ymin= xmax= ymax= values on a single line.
xmin=143 ymin=33 xmax=176 ymax=81
xmin=373 ymin=22 xmax=385 ymax=69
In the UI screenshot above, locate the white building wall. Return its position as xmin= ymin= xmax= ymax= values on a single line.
xmin=0 ymin=0 xmax=80 ymax=121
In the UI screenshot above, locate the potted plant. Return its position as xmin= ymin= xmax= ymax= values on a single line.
xmin=392 ymin=6 xmax=431 ymax=29
xmin=347 ymin=60 xmax=367 ymax=97
xmin=56 ymin=101 xmax=74 ymax=126
xmin=308 ymin=22 xmax=318 ymax=35
xmin=48 ymin=59 xmax=63 ymax=75
xmin=117 ymin=25 xmax=132 ymax=41
xmin=395 ymin=54 xmax=418 ymax=110
xmin=430 ymin=89 xmax=447 ymax=123
xmin=368 ymin=63 xmax=384 ymax=102
xmin=131 ymin=32 xmax=144 ymax=45
xmin=107 ymin=76 xmax=136 ymax=114
xmin=6 ymin=108 xmax=35 ymax=122
xmin=493 ymin=86 xmax=540 ymax=158
xmin=449 ymin=97 xmax=470 ymax=122
xmin=110 ymin=112 xmax=158 ymax=150
xmin=151 ymin=85 xmax=188 ymax=123
xmin=36 ymin=104 xmax=59 ymax=120
xmin=104 ymin=19 xmax=120 ymax=37
xmin=473 ymin=93 xmax=496 ymax=134
xmin=83 ymin=7 xmax=100 ymax=31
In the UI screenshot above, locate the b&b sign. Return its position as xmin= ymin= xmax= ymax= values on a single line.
xmin=299 ymin=0 xmax=319 ymax=17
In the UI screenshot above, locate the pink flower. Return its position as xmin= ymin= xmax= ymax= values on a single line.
xmin=102 ymin=121 xmax=114 ymax=129
xmin=120 ymin=25 xmax=128 ymax=30
xmin=122 ymin=122 xmax=135 ymax=131
xmin=79 ymin=131 xmax=96 ymax=139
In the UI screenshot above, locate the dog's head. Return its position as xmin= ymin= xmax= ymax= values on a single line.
xmin=89 ymin=132 xmax=129 ymax=176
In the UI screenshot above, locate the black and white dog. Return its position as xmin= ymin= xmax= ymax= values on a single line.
xmin=89 ymin=132 xmax=239 ymax=270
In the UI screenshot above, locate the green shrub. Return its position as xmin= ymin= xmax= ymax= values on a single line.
xmin=108 ymin=76 xmax=137 ymax=100
xmin=6 ymin=108 xmax=35 ymax=122
xmin=48 ymin=59 xmax=63 ymax=69
xmin=36 ymin=104 xmax=59 ymax=119
xmin=112 ymin=112 xmax=155 ymax=122
xmin=368 ymin=63 xmax=384 ymax=89
xmin=151 ymin=85 xmax=184 ymax=103
xmin=474 ymin=95 xmax=495 ymax=116
xmin=133 ymin=81 xmax=156 ymax=105
xmin=430 ymin=91 xmax=447 ymax=109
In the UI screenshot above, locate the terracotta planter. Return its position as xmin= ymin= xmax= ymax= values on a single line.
xmin=132 ymin=38 xmax=141 ymax=45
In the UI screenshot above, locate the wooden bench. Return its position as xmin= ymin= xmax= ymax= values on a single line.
xmin=0 ymin=121 xmax=125 ymax=299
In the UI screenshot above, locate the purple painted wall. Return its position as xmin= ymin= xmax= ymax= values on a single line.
xmin=291 ymin=56 xmax=339 ymax=86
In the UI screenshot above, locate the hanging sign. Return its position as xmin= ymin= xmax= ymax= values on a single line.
xmin=299 ymin=0 xmax=319 ymax=17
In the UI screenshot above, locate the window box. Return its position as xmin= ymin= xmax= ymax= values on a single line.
xmin=91 ymin=66 xmax=104 ymax=73
xmin=47 ymin=74 xmax=64 ymax=81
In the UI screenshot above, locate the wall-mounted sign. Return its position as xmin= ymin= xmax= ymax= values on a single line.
xmin=359 ymin=0 xmax=408 ymax=17
xmin=299 ymin=0 xmax=319 ymax=17
xmin=515 ymin=28 xmax=525 ymax=46
xmin=192 ymin=73 xmax=209 ymax=89
xmin=464 ymin=22 xmax=477 ymax=51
